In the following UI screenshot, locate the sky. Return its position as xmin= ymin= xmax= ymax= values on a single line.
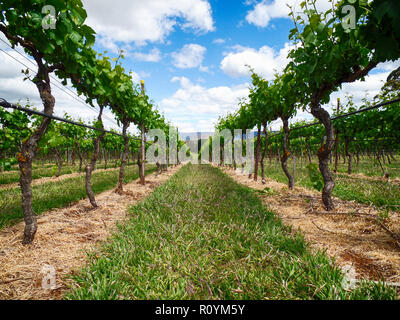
xmin=1 ymin=0 xmax=399 ymax=133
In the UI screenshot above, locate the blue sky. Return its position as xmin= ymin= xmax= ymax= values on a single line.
xmin=83 ymin=0 xmax=310 ymax=132
xmin=102 ymin=0 xmax=294 ymax=98
xmin=1 ymin=0 xmax=399 ymax=133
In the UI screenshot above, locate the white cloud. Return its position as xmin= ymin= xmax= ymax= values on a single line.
xmin=270 ymin=60 xmax=400 ymax=130
xmin=246 ymin=0 xmax=332 ymax=28
xmin=132 ymin=48 xmax=162 ymax=62
xmin=97 ymin=36 xmax=121 ymax=54
xmin=376 ymin=59 xmax=400 ymax=73
xmin=175 ymin=120 xmax=218 ymax=133
xmin=329 ymin=69 xmax=392 ymax=108
xmin=83 ymin=0 xmax=215 ymax=46
xmin=159 ymin=77 xmax=249 ymax=131
xmin=0 ymin=32 xmax=12 ymax=50
xmin=163 ymin=59 xmax=399 ymax=133
xmin=171 ymin=44 xmax=207 ymax=69
xmin=199 ymin=65 xmax=210 ymax=73
xmin=130 ymin=71 xmax=141 ymax=84
xmin=220 ymin=43 xmax=293 ymax=79
xmin=171 ymin=76 xmax=192 ymax=87
xmin=213 ymin=38 xmax=226 ymax=44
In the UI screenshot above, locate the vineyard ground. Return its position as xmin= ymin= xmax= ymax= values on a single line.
xmin=0 ymin=162 xmax=138 ymax=186
xmin=329 ymin=157 xmax=399 ymax=178
xmin=66 ymin=164 xmax=394 ymax=300
xmin=0 ymin=165 xmax=182 ymax=300
xmin=222 ymin=166 xmax=400 ymax=285
xmin=260 ymin=159 xmax=400 ymax=211
xmin=265 ymin=156 xmax=400 ymax=178
xmin=0 ymin=164 xmax=137 ymax=191
xmin=0 ymin=165 xmax=156 ymax=230
xmin=2 ymin=155 xmax=398 ymax=184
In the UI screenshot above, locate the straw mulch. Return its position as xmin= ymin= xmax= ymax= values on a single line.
xmin=222 ymin=167 xmax=400 ymax=284
xmin=0 ymin=165 xmax=182 ymax=300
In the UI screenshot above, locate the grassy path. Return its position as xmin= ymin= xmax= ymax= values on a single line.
xmin=66 ymin=164 xmax=395 ymax=300
xmin=0 ymin=165 xmax=156 ymax=230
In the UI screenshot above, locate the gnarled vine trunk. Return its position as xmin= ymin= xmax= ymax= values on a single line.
xmin=116 ymin=119 xmax=130 ymax=194
xmin=54 ymin=148 xmax=63 ymax=177
xmin=19 ymin=68 xmax=55 ymax=244
xmin=306 ymin=138 xmax=312 ymax=164
xmin=85 ymin=106 xmax=105 ymax=208
xmin=280 ymin=116 xmax=294 ymax=190
xmin=311 ymin=103 xmax=336 ymax=211
xmin=344 ymin=136 xmax=353 ymax=175
xmin=72 ymin=143 xmax=76 ymax=166
xmin=260 ymin=125 xmax=268 ymax=184
xmin=76 ymin=144 xmax=83 ymax=172
xmin=355 ymin=144 xmax=361 ymax=166
xmin=102 ymin=148 xmax=107 ymax=169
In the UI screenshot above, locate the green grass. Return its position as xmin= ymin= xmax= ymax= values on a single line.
xmin=265 ymin=156 xmax=400 ymax=178
xmin=261 ymin=160 xmax=400 ymax=211
xmin=0 ymin=165 xmax=156 ymax=230
xmin=326 ymin=157 xmax=400 ymax=178
xmin=337 ymin=159 xmax=400 ymax=178
xmin=0 ymin=162 xmax=137 ymax=185
xmin=66 ymin=164 xmax=395 ymax=300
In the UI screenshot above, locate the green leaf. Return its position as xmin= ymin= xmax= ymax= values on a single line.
xmin=69 ymin=31 xmax=82 ymax=44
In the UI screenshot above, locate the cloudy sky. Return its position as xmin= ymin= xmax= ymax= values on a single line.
xmin=1 ymin=0 xmax=399 ymax=133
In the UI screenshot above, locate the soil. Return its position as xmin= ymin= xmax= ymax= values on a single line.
xmin=221 ymin=167 xmax=400 ymax=284
xmin=0 ymin=165 xmax=182 ymax=300
xmin=2 ymin=163 xmax=399 ymax=300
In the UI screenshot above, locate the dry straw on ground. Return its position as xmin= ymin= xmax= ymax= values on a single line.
xmin=0 ymin=165 xmax=182 ymax=300
xmin=222 ymin=167 xmax=400 ymax=284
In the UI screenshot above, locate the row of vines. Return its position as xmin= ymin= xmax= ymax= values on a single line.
xmin=216 ymin=0 xmax=400 ymax=211
xmin=0 ymin=0 xmax=176 ymax=244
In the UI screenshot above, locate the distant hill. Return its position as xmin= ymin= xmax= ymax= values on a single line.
xmin=179 ymin=131 xmax=278 ymax=142
xmin=179 ymin=132 xmax=214 ymax=141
